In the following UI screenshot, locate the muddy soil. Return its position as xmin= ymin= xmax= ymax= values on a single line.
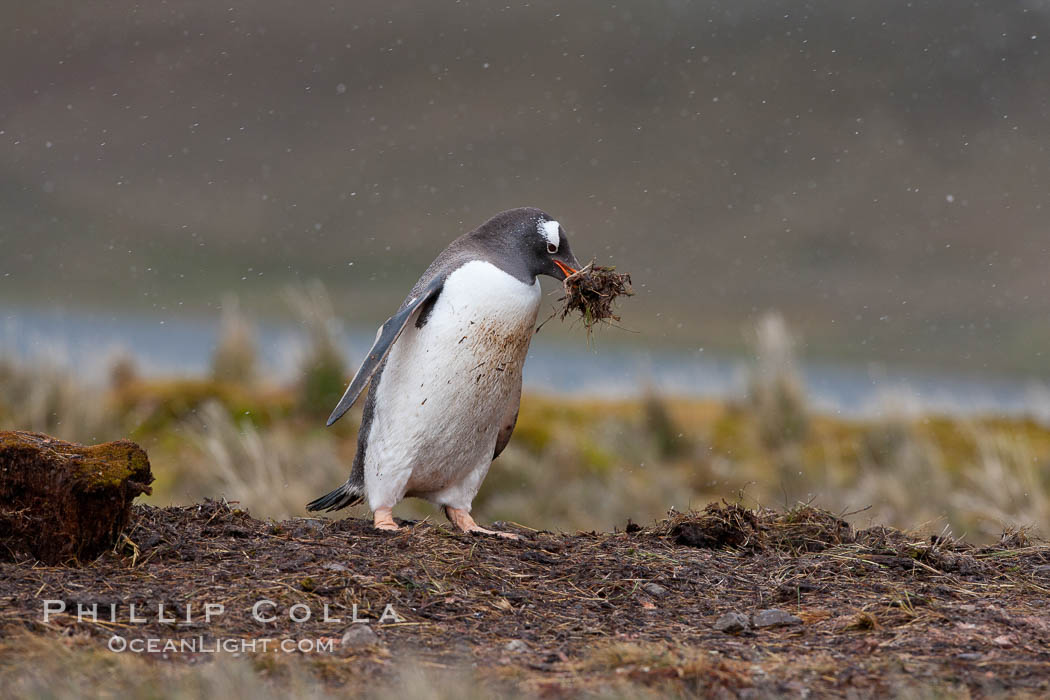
xmin=2 ymin=501 xmax=1048 ymax=697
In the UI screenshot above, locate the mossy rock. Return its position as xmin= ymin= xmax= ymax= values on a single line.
xmin=0 ymin=431 xmax=154 ymax=564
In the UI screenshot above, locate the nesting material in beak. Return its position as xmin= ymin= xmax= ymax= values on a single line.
xmin=558 ymin=260 xmax=634 ymax=333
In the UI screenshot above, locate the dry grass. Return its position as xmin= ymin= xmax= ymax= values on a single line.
xmin=282 ymin=280 xmax=349 ymax=417
xmin=211 ymin=295 xmax=259 ymax=385
xmin=0 ymin=632 xmax=503 ymax=700
xmin=744 ymin=311 xmax=809 ymax=451
xmin=2 ymin=311 xmax=1049 ymax=541
xmin=953 ymin=425 xmax=1050 ymax=539
xmin=0 ymin=636 xmax=325 ymax=700
xmin=0 ymin=353 xmax=122 ymax=445
xmin=180 ymin=401 xmax=349 ymax=520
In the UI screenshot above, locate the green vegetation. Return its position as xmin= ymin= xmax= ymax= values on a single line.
xmin=73 ymin=441 xmax=151 ymax=491
xmin=1 ymin=341 xmax=1047 ymax=541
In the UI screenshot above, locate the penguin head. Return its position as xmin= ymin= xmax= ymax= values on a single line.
xmin=532 ymin=214 xmax=582 ymax=282
xmin=475 ymin=207 xmax=582 ymax=283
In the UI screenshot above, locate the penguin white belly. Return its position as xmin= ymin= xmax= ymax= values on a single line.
xmin=363 ymin=260 xmax=541 ymax=511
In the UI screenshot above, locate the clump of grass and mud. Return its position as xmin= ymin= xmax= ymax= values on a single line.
xmin=558 ymin=261 xmax=634 ymax=332
xmin=1 ymin=499 xmax=1047 ymax=698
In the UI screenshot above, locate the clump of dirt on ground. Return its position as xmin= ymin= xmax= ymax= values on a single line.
xmin=559 ymin=262 xmax=633 ymax=331
xmin=667 ymin=502 xmax=854 ymax=553
xmin=2 ymin=500 xmax=1048 ymax=698
xmin=0 ymin=431 xmax=154 ymax=564
xmin=666 ymin=502 xmax=1000 ymax=576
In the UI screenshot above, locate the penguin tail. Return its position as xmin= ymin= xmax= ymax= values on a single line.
xmin=306 ymin=481 xmax=364 ymax=513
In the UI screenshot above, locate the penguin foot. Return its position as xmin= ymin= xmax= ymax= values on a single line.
xmin=444 ymin=506 xmax=521 ymax=540
xmin=373 ymin=507 xmax=400 ymax=532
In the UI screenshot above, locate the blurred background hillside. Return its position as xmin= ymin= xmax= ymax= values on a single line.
xmin=3 ymin=0 xmax=1050 ymax=374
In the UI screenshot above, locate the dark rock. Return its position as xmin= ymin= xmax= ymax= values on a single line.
xmin=752 ymin=608 xmax=803 ymax=628
xmin=713 ymin=612 xmax=750 ymax=633
xmin=0 ymin=430 xmax=154 ymax=564
xmin=643 ymin=582 xmax=668 ymax=598
xmin=340 ymin=625 xmax=378 ymax=647
xmin=504 ymin=639 xmax=530 ymax=653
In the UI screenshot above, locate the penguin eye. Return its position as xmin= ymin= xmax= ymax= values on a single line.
xmin=539 ymin=219 xmax=561 ymax=253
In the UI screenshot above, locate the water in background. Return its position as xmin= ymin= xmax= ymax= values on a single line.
xmin=4 ymin=306 xmax=1049 ymax=421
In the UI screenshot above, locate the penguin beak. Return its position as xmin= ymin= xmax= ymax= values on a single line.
xmin=554 ymin=260 xmax=579 ymax=280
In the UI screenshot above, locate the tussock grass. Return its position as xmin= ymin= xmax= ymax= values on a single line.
xmin=282 ymin=281 xmax=349 ymax=417
xmin=0 ymin=352 xmax=121 ymax=445
xmin=211 ymin=294 xmax=259 ymax=385
xmin=1 ymin=310 xmax=1048 ymax=540
xmin=745 ymin=312 xmax=809 ymax=450
xmin=178 ymin=400 xmax=351 ymax=520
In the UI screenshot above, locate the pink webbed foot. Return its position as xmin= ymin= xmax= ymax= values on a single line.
xmin=444 ymin=506 xmax=521 ymax=540
xmin=373 ymin=507 xmax=400 ymax=532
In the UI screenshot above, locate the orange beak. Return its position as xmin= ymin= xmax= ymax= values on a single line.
xmin=554 ymin=260 xmax=578 ymax=279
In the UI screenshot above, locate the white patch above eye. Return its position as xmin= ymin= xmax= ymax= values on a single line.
xmin=539 ymin=219 xmax=560 ymax=250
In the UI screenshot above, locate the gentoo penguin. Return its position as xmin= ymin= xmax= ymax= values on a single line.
xmin=307 ymin=207 xmax=580 ymax=537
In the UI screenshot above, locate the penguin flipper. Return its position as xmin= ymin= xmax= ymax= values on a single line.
xmin=325 ymin=276 xmax=444 ymax=427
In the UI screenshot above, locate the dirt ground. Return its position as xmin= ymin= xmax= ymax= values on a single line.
xmin=2 ymin=500 xmax=1049 ymax=698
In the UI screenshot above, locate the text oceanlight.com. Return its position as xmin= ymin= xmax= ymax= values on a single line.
xmin=41 ymin=599 xmax=403 ymax=654
xmin=107 ymin=636 xmax=337 ymax=654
